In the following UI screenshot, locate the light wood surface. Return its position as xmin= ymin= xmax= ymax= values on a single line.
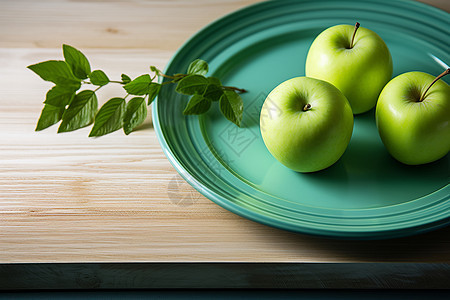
xmin=1 ymin=0 xmax=449 ymax=263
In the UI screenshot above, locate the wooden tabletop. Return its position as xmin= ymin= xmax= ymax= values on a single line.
xmin=1 ymin=0 xmax=449 ymax=264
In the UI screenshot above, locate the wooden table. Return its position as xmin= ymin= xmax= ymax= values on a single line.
xmin=0 ymin=0 xmax=449 ymax=289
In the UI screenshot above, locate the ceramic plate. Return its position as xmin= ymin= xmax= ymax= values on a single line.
xmin=153 ymin=0 xmax=449 ymax=239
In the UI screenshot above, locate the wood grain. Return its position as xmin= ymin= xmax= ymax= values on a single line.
xmin=0 ymin=0 xmax=449 ymax=264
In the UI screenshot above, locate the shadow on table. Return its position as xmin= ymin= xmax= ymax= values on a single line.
xmin=268 ymin=224 xmax=450 ymax=262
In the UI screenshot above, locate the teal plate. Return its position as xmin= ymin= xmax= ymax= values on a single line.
xmin=153 ymin=0 xmax=450 ymax=239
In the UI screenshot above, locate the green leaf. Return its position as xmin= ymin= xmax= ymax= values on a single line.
xmin=187 ymin=59 xmax=209 ymax=76
xmin=28 ymin=60 xmax=81 ymax=89
xmin=219 ymin=90 xmax=243 ymax=127
xmin=207 ymin=77 xmax=221 ymax=86
xmin=203 ymin=84 xmax=223 ymax=102
xmin=175 ymin=75 xmax=208 ymax=95
xmin=63 ymin=44 xmax=91 ymax=79
xmin=150 ymin=66 xmax=161 ymax=74
xmin=44 ymin=86 xmax=75 ymax=107
xmin=147 ymin=83 xmax=161 ymax=105
xmin=89 ymin=97 xmax=125 ymax=137
xmin=89 ymin=70 xmax=110 ymax=86
xmin=58 ymin=90 xmax=98 ymax=133
xmin=123 ymin=97 xmax=147 ymax=135
xmin=183 ymin=94 xmax=211 ymax=115
xmin=123 ymin=74 xmax=152 ymax=95
xmin=121 ymin=74 xmax=131 ymax=84
xmin=35 ymin=104 xmax=65 ymax=131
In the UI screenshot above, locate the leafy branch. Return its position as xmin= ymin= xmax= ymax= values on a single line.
xmin=28 ymin=44 xmax=247 ymax=137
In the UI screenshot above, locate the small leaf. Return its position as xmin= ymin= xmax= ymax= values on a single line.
xmin=187 ymin=59 xmax=209 ymax=76
xmin=89 ymin=97 xmax=125 ymax=137
xmin=207 ymin=77 xmax=221 ymax=86
xmin=183 ymin=94 xmax=211 ymax=115
xmin=123 ymin=74 xmax=152 ymax=95
xmin=28 ymin=60 xmax=81 ymax=89
xmin=89 ymin=70 xmax=110 ymax=86
xmin=35 ymin=104 xmax=65 ymax=131
xmin=63 ymin=44 xmax=91 ymax=79
xmin=44 ymin=86 xmax=75 ymax=107
xmin=219 ymin=90 xmax=243 ymax=127
xmin=175 ymin=75 xmax=208 ymax=95
xmin=147 ymin=83 xmax=161 ymax=105
xmin=121 ymin=74 xmax=131 ymax=84
xmin=123 ymin=97 xmax=147 ymax=135
xmin=58 ymin=90 xmax=98 ymax=133
xmin=150 ymin=66 xmax=161 ymax=74
xmin=203 ymin=84 xmax=223 ymax=102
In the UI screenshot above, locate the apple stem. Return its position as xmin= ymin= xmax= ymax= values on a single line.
xmin=350 ymin=22 xmax=360 ymax=49
xmin=419 ymin=68 xmax=450 ymax=102
xmin=303 ymin=104 xmax=311 ymax=111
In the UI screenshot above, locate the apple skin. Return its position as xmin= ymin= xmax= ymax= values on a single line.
xmin=376 ymin=71 xmax=450 ymax=165
xmin=305 ymin=24 xmax=392 ymax=114
xmin=260 ymin=77 xmax=354 ymax=172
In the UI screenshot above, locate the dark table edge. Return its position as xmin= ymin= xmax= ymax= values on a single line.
xmin=0 ymin=262 xmax=449 ymax=290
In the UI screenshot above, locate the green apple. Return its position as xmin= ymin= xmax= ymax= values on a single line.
xmin=305 ymin=23 xmax=392 ymax=114
xmin=376 ymin=69 xmax=450 ymax=165
xmin=260 ymin=77 xmax=354 ymax=173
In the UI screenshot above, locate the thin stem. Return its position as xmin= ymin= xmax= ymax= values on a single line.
xmin=419 ymin=68 xmax=450 ymax=102
xmin=350 ymin=22 xmax=360 ymax=49
xmin=110 ymin=80 xmax=124 ymax=84
xmin=222 ymin=86 xmax=248 ymax=93
xmin=161 ymin=80 xmax=175 ymax=86
xmin=159 ymin=73 xmax=176 ymax=79
xmin=94 ymin=85 xmax=103 ymax=92
xmin=302 ymin=103 xmax=312 ymax=111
